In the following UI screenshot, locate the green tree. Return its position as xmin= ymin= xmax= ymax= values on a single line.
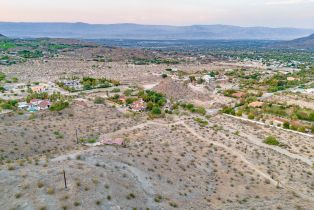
xmin=151 ymin=106 xmax=161 ymax=115
xmin=283 ymin=122 xmax=290 ymax=129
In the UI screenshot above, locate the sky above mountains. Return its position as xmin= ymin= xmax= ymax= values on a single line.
xmin=1 ymin=0 xmax=314 ymax=28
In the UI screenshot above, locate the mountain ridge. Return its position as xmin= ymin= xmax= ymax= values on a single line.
xmin=274 ymin=33 xmax=314 ymax=49
xmin=1 ymin=22 xmax=314 ymax=40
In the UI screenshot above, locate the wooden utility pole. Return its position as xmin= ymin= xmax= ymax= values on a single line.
xmin=76 ymin=128 xmax=79 ymax=144
xmin=63 ymin=170 xmax=67 ymax=189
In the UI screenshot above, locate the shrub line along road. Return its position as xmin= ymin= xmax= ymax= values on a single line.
xmin=223 ymin=114 xmax=314 ymax=138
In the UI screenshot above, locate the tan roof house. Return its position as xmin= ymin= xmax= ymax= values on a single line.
xmin=31 ymin=85 xmax=47 ymax=93
xmin=248 ymin=101 xmax=264 ymax=108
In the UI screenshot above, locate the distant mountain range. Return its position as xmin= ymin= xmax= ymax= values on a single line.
xmin=1 ymin=22 xmax=314 ymax=40
xmin=274 ymin=34 xmax=314 ymax=49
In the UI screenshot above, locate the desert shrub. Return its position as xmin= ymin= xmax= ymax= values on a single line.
xmin=7 ymin=164 xmax=15 ymax=170
xmin=236 ymin=110 xmax=243 ymax=116
xmin=15 ymin=193 xmax=22 ymax=198
xmin=223 ymin=89 xmax=237 ymax=97
xmin=248 ymin=113 xmax=255 ymax=120
xmin=154 ymin=195 xmax=163 ymax=203
xmin=124 ymin=89 xmax=133 ymax=96
xmin=46 ymin=187 xmax=55 ymax=195
xmin=94 ymin=97 xmax=105 ymax=104
xmin=283 ymin=122 xmax=290 ymax=129
xmin=111 ymin=88 xmax=120 ymax=93
xmin=125 ymin=97 xmax=138 ymax=105
xmin=194 ymin=106 xmax=206 ymax=115
xmin=80 ymin=137 xmax=97 ymax=144
xmin=12 ymin=77 xmax=18 ymax=83
xmin=169 ymin=202 xmax=178 ymax=208
xmin=194 ymin=118 xmax=208 ymax=127
xmin=74 ymin=201 xmax=81 ymax=206
xmin=37 ymin=181 xmax=44 ymax=188
xmin=298 ymin=126 xmax=306 ymax=133
xmin=295 ymin=110 xmax=314 ymax=122
xmin=263 ymin=136 xmax=280 ymax=146
xmin=126 ymin=193 xmax=136 ymax=199
xmin=53 ymin=131 xmax=64 ymax=139
xmin=221 ymin=106 xmax=235 ymax=115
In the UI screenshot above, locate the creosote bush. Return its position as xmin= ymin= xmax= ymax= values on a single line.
xmin=263 ymin=136 xmax=280 ymax=146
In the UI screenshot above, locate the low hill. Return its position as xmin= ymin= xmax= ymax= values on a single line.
xmin=0 ymin=34 xmax=7 ymax=39
xmin=274 ymin=34 xmax=314 ymax=49
xmin=1 ymin=22 xmax=314 ymax=40
xmin=153 ymin=79 xmax=211 ymax=101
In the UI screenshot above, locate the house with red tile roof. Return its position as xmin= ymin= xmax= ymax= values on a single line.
xmin=118 ymin=95 xmax=127 ymax=104
xmin=130 ymin=99 xmax=146 ymax=112
xmin=38 ymin=100 xmax=51 ymax=110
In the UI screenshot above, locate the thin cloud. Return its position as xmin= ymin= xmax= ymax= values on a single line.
xmin=266 ymin=0 xmax=314 ymax=5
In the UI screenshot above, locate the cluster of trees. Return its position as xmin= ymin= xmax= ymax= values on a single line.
xmin=55 ymin=81 xmax=77 ymax=92
xmin=265 ymin=67 xmax=314 ymax=92
xmin=180 ymin=103 xmax=206 ymax=115
xmin=0 ymin=40 xmax=16 ymax=50
xmin=132 ymin=57 xmax=180 ymax=65
xmin=223 ymin=101 xmax=314 ymax=133
xmin=0 ymin=99 xmax=18 ymax=110
xmin=295 ymin=109 xmax=314 ymax=122
xmin=18 ymin=50 xmax=43 ymax=58
xmin=280 ymin=121 xmax=313 ymax=133
xmin=138 ymin=90 xmax=167 ymax=115
xmin=26 ymin=92 xmax=49 ymax=102
xmin=219 ymin=48 xmax=314 ymax=68
xmin=263 ymin=103 xmax=314 ymax=123
xmin=49 ymin=100 xmax=69 ymax=111
xmin=81 ymin=77 xmax=120 ymax=90
xmin=265 ymin=74 xmax=299 ymax=92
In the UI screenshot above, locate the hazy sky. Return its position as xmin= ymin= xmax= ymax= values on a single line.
xmin=1 ymin=0 xmax=314 ymax=28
